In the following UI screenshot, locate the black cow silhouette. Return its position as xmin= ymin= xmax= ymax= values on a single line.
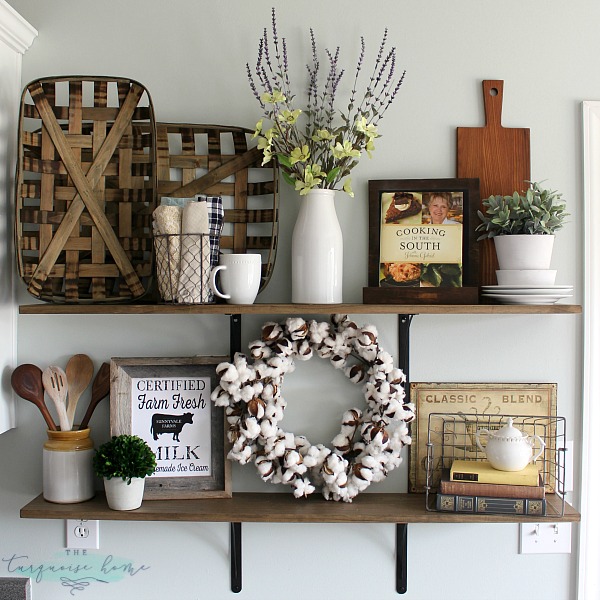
xmin=151 ymin=412 xmax=194 ymax=441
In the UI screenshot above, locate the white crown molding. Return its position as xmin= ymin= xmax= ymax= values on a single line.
xmin=0 ymin=0 xmax=37 ymax=54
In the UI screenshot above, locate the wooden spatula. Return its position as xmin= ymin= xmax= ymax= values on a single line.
xmin=11 ymin=364 xmax=57 ymax=430
xmin=79 ymin=362 xmax=110 ymax=430
xmin=42 ymin=366 xmax=70 ymax=431
xmin=65 ymin=354 xmax=94 ymax=429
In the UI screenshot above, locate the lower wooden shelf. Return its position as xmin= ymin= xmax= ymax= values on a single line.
xmin=20 ymin=492 xmax=579 ymax=595
xmin=20 ymin=491 xmax=579 ymax=524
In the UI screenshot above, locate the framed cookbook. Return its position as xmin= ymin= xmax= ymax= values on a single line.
xmin=364 ymin=178 xmax=480 ymax=304
xmin=110 ymin=356 xmax=231 ymax=499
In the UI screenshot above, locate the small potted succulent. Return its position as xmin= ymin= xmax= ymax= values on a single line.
xmin=476 ymin=181 xmax=569 ymax=277
xmin=93 ymin=434 xmax=156 ymax=511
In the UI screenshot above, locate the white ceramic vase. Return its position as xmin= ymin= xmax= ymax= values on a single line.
xmin=291 ymin=188 xmax=343 ymax=303
xmin=493 ymin=234 xmax=555 ymax=270
xmin=104 ymin=476 xmax=145 ymax=511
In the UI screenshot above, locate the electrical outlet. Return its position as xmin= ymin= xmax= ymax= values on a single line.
xmin=519 ymin=522 xmax=571 ymax=554
xmin=65 ymin=519 xmax=99 ymax=549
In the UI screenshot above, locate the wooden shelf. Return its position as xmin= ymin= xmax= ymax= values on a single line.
xmin=19 ymin=302 xmax=582 ymax=315
xmin=21 ymin=492 xmax=579 ymax=524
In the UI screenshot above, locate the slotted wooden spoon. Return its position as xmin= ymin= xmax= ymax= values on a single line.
xmin=42 ymin=366 xmax=70 ymax=431
xmin=65 ymin=353 xmax=94 ymax=429
xmin=11 ymin=364 xmax=57 ymax=430
xmin=79 ymin=362 xmax=110 ymax=430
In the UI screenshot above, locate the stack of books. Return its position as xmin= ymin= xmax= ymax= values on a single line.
xmin=436 ymin=460 xmax=546 ymax=516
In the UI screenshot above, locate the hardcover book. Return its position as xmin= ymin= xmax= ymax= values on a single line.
xmin=450 ymin=460 xmax=540 ymax=486
xmin=436 ymin=493 xmax=547 ymax=516
xmin=378 ymin=190 xmax=464 ymax=288
xmin=439 ymin=470 xmax=545 ymax=500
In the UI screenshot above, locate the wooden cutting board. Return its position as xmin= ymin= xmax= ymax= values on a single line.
xmin=457 ymin=80 xmax=531 ymax=285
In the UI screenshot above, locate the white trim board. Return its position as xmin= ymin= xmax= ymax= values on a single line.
xmin=580 ymin=100 xmax=600 ymax=600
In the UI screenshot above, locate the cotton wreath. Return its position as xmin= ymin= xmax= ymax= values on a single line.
xmin=211 ymin=314 xmax=415 ymax=502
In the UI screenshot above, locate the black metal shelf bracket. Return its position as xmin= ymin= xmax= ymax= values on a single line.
xmin=230 ymin=522 xmax=242 ymax=593
xmin=226 ymin=314 xmax=415 ymax=594
xmin=396 ymin=523 xmax=408 ymax=594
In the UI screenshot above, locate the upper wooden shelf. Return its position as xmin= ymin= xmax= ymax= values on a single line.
xmin=18 ymin=302 xmax=582 ymax=315
xmin=21 ymin=492 xmax=579 ymax=524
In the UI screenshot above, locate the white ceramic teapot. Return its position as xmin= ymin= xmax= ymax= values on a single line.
xmin=475 ymin=418 xmax=545 ymax=472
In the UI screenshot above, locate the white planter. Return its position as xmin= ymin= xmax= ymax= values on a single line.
xmin=493 ymin=234 xmax=555 ymax=270
xmin=104 ymin=476 xmax=145 ymax=511
xmin=291 ymin=188 xmax=343 ymax=303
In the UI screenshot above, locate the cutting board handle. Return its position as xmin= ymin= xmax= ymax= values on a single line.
xmin=483 ymin=80 xmax=504 ymax=128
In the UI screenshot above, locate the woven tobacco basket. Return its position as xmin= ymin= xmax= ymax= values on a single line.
xmin=154 ymin=123 xmax=279 ymax=293
xmin=15 ymin=76 xmax=157 ymax=303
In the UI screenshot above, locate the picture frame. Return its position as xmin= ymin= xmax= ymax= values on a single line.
xmin=364 ymin=178 xmax=480 ymax=304
xmin=110 ymin=356 xmax=231 ymax=500
xmin=408 ymin=382 xmax=557 ymax=493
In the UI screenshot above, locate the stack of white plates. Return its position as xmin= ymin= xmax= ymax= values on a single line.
xmin=481 ymin=285 xmax=573 ymax=305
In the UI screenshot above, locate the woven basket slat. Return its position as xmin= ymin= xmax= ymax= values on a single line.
xmin=15 ymin=76 xmax=156 ymax=303
xmin=153 ymin=122 xmax=279 ymax=292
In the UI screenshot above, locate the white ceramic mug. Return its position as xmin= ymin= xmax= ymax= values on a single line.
xmin=210 ymin=253 xmax=261 ymax=304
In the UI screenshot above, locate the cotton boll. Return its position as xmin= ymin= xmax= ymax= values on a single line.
xmin=256 ymin=457 xmax=275 ymax=480
xmin=240 ymin=384 xmax=256 ymax=402
xmin=217 ymin=362 xmax=239 ymax=383
xmin=260 ymin=418 xmax=278 ymax=439
xmin=332 ymin=433 xmax=351 ymax=453
xmin=293 ymin=478 xmax=315 ymax=498
xmin=309 ymin=320 xmax=330 ymax=344
xmin=344 ymin=363 xmax=366 ymax=383
xmin=241 ymin=417 xmax=261 ymax=440
xmin=211 ymin=386 xmax=231 ymax=407
xmin=286 ymin=317 xmax=309 ymax=340
xmin=247 ymin=397 xmax=266 ymax=419
xmin=342 ymin=408 xmax=362 ymax=428
xmin=261 ymin=322 xmax=283 ymax=343
xmin=295 ymin=339 xmax=313 ymax=360
xmin=294 ymin=435 xmax=311 ymax=454
xmin=274 ymin=337 xmax=295 ymax=357
xmin=273 ymin=438 xmax=287 ymax=457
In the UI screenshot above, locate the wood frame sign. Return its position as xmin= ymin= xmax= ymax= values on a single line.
xmin=110 ymin=356 xmax=231 ymax=499
xmin=364 ymin=178 xmax=480 ymax=304
xmin=408 ymin=382 xmax=557 ymax=493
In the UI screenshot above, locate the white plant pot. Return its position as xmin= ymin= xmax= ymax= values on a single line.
xmin=104 ymin=476 xmax=145 ymax=511
xmin=493 ymin=234 xmax=555 ymax=270
xmin=291 ymin=188 xmax=343 ymax=303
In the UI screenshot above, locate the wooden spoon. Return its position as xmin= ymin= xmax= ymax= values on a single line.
xmin=42 ymin=366 xmax=70 ymax=431
xmin=65 ymin=354 xmax=94 ymax=429
xmin=79 ymin=362 xmax=110 ymax=430
xmin=11 ymin=364 xmax=57 ymax=430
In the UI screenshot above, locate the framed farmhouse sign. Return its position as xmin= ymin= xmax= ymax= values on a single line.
xmin=408 ymin=382 xmax=557 ymax=493
xmin=364 ymin=178 xmax=480 ymax=304
xmin=110 ymin=356 xmax=231 ymax=499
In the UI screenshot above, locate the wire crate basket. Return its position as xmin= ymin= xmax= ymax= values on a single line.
xmin=425 ymin=413 xmax=567 ymax=517
xmin=154 ymin=233 xmax=217 ymax=304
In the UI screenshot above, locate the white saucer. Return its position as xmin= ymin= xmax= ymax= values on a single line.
xmin=482 ymin=284 xmax=573 ymax=291
xmin=482 ymin=293 xmax=572 ymax=305
xmin=481 ymin=286 xmax=573 ymax=295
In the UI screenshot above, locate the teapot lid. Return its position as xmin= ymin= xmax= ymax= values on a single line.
xmin=492 ymin=418 xmax=525 ymax=440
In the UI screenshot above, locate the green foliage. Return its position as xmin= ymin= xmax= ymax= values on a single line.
xmin=93 ymin=434 xmax=157 ymax=484
xmin=476 ymin=181 xmax=568 ymax=240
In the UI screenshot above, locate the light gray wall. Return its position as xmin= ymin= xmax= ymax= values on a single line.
xmin=0 ymin=1 xmax=591 ymax=598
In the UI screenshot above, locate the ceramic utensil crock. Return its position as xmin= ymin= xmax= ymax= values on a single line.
xmin=43 ymin=428 xmax=95 ymax=503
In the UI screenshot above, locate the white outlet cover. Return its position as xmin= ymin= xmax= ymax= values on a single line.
xmin=65 ymin=519 xmax=100 ymax=549
xmin=519 ymin=522 xmax=571 ymax=554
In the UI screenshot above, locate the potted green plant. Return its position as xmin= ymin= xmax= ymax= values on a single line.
xmin=476 ymin=181 xmax=568 ymax=279
xmin=93 ymin=434 xmax=156 ymax=511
